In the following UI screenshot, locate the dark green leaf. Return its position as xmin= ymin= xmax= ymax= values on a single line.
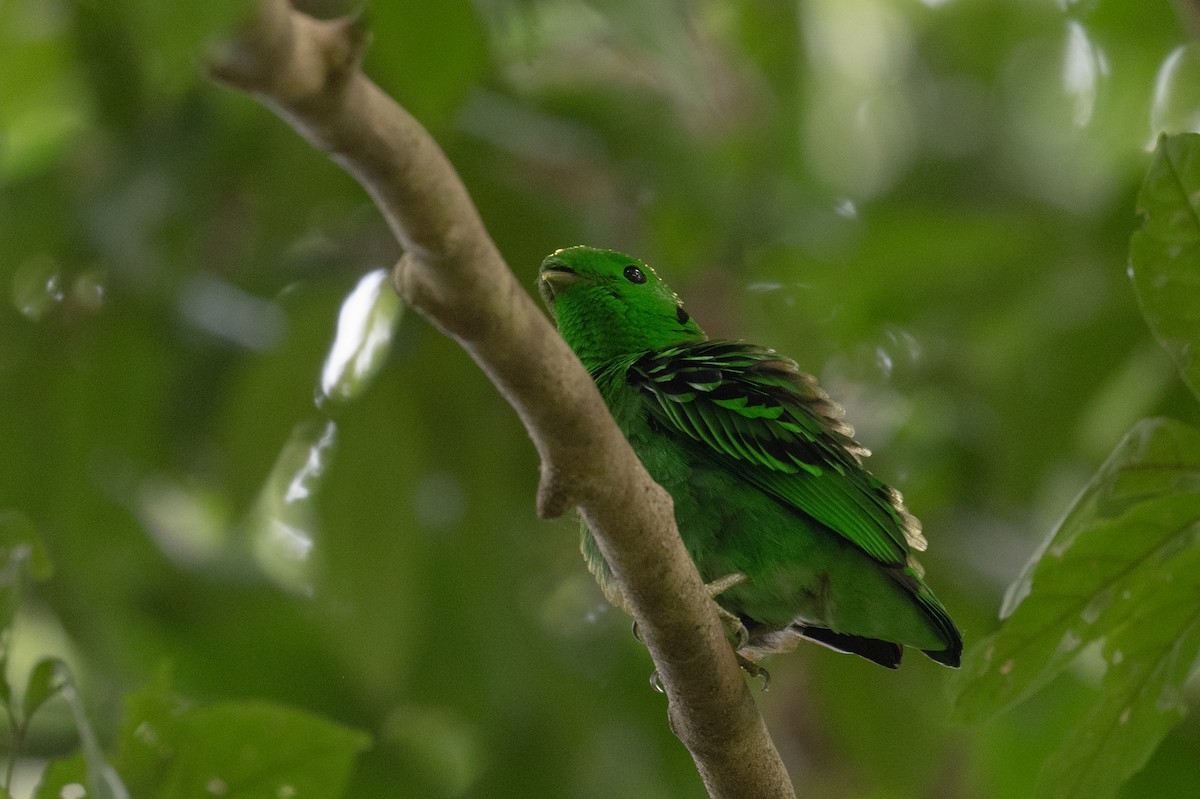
xmin=1130 ymin=132 xmax=1200 ymax=404
xmin=49 ymin=665 xmax=131 ymax=799
xmin=31 ymin=700 xmax=129 ymax=799
xmin=111 ymin=666 xmax=180 ymax=796
xmin=22 ymin=657 xmax=67 ymax=724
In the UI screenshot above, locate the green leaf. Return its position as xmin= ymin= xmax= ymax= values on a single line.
xmin=953 ymin=417 xmax=1200 ymax=798
xmin=0 ymin=632 xmax=11 ymax=709
xmin=22 ymin=657 xmax=67 ymax=724
xmin=28 ymin=665 xmax=130 ymax=799
xmin=0 ymin=511 xmax=53 ymax=659
xmin=0 ymin=510 xmax=53 ymax=583
xmin=32 ymin=753 xmax=87 ymax=799
xmin=111 ymin=666 xmax=180 ymax=796
xmin=1129 ymin=132 xmax=1200 ymax=404
xmin=318 ymin=268 xmax=404 ymax=405
xmin=158 ymin=701 xmax=370 ymax=799
xmin=59 ymin=674 xmax=131 ymax=799
xmin=111 ymin=673 xmax=370 ymax=799
xmin=1033 ymin=603 xmax=1200 ymax=799
xmin=0 ymin=4 xmax=90 ymax=179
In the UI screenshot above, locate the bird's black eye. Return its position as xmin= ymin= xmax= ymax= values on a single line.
xmin=623 ymin=265 xmax=646 ymax=284
xmin=676 ymin=306 xmax=690 ymax=325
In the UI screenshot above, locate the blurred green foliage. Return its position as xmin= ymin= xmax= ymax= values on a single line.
xmin=951 ymin=132 xmax=1200 ymax=799
xmin=2 ymin=0 xmax=1200 ymax=797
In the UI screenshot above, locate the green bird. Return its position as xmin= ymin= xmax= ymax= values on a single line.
xmin=538 ymin=245 xmax=961 ymax=671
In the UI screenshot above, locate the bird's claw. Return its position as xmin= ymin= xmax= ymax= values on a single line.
xmin=704 ymin=572 xmax=751 ymax=649
xmin=736 ymin=654 xmax=771 ymax=691
xmin=714 ymin=605 xmax=750 ymax=650
xmin=640 ymin=572 xmax=767 ymax=692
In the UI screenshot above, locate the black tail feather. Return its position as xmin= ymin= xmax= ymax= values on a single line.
xmin=796 ymin=625 xmax=903 ymax=669
xmin=923 ymin=644 xmax=961 ymax=668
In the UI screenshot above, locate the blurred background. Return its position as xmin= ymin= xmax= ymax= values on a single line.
xmin=3 ymin=0 xmax=1200 ymax=796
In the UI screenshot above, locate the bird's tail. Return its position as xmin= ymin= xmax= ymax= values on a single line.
xmin=795 ymin=625 xmax=903 ymax=669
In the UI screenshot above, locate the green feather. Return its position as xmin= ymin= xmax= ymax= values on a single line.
xmin=632 ymin=344 xmax=914 ymax=563
xmin=539 ymin=245 xmax=962 ymax=669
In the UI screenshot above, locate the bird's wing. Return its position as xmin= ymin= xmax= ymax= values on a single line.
xmin=630 ymin=341 xmax=925 ymax=566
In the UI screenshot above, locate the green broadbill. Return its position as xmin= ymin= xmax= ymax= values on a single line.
xmin=538 ymin=245 xmax=962 ymax=670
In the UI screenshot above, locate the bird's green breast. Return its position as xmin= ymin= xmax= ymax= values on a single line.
xmin=593 ymin=369 xmax=815 ymax=617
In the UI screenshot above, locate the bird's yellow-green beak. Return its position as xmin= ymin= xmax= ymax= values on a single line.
xmin=537 ymin=264 xmax=584 ymax=306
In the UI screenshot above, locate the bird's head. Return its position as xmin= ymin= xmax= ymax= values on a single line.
xmin=538 ymin=246 xmax=706 ymax=368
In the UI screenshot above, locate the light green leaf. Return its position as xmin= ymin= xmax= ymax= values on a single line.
xmin=1129 ymin=132 xmax=1200 ymax=403
xmin=318 ymin=268 xmax=403 ymax=406
xmin=953 ymin=417 xmax=1200 ymax=796
xmin=0 ymin=3 xmax=90 ymax=179
xmin=0 ymin=631 xmax=11 ymax=709
xmin=247 ymin=418 xmax=336 ymax=595
xmin=159 ymin=701 xmax=370 ymax=799
xmin=0 ymin=512 xmax=55 ymax=727
xmin=0 ymin=510 xmax=52 ymax=637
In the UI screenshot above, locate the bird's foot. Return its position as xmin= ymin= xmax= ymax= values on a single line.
xmin=638 ymin=572 xmax=763 ymax=692
xmin=648 ymin=655 xmax=769 ymax=695
xmin=631 ymin=572 xmax=749 ymax=646
xmin=736 ymin=653 xmax=771 ymax=691
xmin=705 ymin=573 xmax=770 ymax=689
xmin=714 ymin=603 xmax=750 ymax=650
xmin=705 ymin=572 xmax=750 ymax=650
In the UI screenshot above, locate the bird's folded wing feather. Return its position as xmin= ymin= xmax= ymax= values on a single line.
xmin=630 ymin=341 xmax=926 ymax=566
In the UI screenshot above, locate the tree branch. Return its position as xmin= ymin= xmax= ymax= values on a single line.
xmin=210 ymin=4 xmax=796 ymax=797
xmin=1173 ymin=0 xmax=1200 ymax=39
